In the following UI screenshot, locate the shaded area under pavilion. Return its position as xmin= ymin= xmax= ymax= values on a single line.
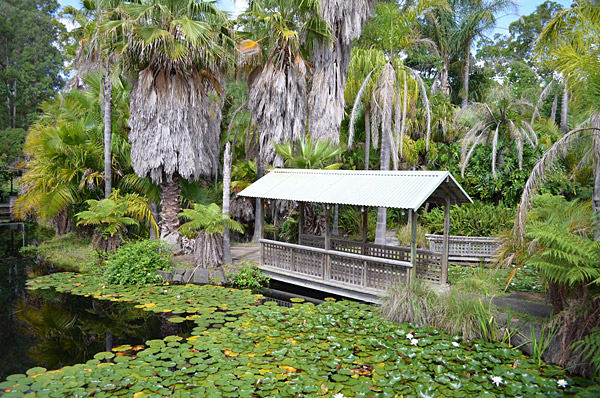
xmin=238 ymin=169 xmax=472 ymax=303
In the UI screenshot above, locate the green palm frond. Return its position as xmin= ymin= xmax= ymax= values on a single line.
xmin=274 ymin=137 xmax=342 ymax=170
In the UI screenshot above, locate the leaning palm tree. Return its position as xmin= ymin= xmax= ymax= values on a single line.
xmin=105 ymin=0 xmax=232 ymax=245
xmin=515 ymin=0 xmax=600 ymax=243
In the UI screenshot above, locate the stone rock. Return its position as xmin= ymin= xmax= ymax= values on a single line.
xmin=183 ymin=270 xmax=193 ymax=283
xmin=156 ymin=270 xmax=172 ymax=282
xmin=172 ymin=273 xmax=183 ymax=283
xmin=210 ymin=267 xmax=226 ymax=285
xmin=193 ymin=269 xmax=209 ymax=284
xmin=174 ymin=268 xmax=185 ymax=275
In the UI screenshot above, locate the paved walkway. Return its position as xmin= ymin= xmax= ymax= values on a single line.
xmin=231 ymin=243 xmax=260 ymax=264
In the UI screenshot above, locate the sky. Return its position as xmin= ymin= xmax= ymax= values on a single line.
xmin=57 ymin=0 xmax=573 ymax=35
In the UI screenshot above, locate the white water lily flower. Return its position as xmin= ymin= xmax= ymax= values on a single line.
xmin=452 ymin=342 xmax=460 ymax=347
xmin=557 ymin=379 xmax=568 ymax=388
xmin=410 ymin=338 xmax=419 ymax=346
xmin=333 ymin=394 xmax=345 ymax=398
xmin=406 ymin=333 xmax=414 ymax=339
xmin=491 ymin=376 xmax=503 ymax=386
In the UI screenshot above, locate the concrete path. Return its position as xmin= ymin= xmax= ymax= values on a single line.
xmin=231 ymin=243 xmax=260 ymax=264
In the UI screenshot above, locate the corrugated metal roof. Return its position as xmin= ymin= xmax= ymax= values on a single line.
xmin=238 ymin=169 xmax=472 ymax=210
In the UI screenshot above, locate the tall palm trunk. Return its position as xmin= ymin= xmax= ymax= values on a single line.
xmin=374 ymin=117 xmax=391 ymax=245
xmin=561 ymin=82 xmax=569 ymax=133
xmin=160 ymin=173 xmax=180 ymax=246
xmin=103 ymin=72 xmax=112 ymax=198
xmin=437 ymin=56 xmax=451 ymax=96
xmin=461 ymin=50 xmax=470 ymax=109
xmin=222 ymin=143 xmax=232 ymax=264
xmin=364 ymin=105 xmax=371 ymax=170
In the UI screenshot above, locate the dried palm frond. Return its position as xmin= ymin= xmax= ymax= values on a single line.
xmin=129 ymin=68 xmax=220 ymax=183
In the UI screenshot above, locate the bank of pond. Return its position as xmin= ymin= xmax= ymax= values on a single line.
xmin=2 ymin=271 xmax=599 ymax=397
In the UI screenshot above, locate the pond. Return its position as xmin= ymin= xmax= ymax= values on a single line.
xmin=1 ymin=227 xmax=596 ymax=397
xmin=0 ymin=227 xmax=191 ymax=381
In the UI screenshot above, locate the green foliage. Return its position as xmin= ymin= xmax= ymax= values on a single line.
xmin=531 ymin=323 xmax=560 ymax=367
xmin=230 ymin=160 xmax=257 ymax=193
xmin=76 ymin=198 xmax=138 ymax=238
xmin=525 ymin=196 xmax=600 ymax=288
xmin=279 ymin=211 xmax=299 ymax=243
xmin=178 ymin=203 xmax=244 ymax=238
xmin=474 ymin=297 xmax=498 ymax=343
xmin=18 ymin=233 xmax=94 ymax=272
xmin=103 ymin=240 xmax=173 ymax=285
xmin=0 ymin=0 xmax=64 ymax=130
xmin=449 ymin=264 xmax=545 ymax=294
xmin=274 ymin=137 xmax=342 ymax=169
xmin=231 ymin=261 xmax=270 ymax=291
xmin=395 ymin=221 xmax=428 ymax=249
xmin=420 ymin=201 xmax=515 ymax=237
xmin=12 ymin=271 xmax=579 ymax=397
xmin=0 ymin=128 xmax=27 ymax=165
xmin=572 ymin=327 xmax=600 ymax=381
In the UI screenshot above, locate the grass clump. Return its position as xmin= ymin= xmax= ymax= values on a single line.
xmin=380 ymin=279 xmax=497 ymax=340
xmin=103 ymin=240 xmax=173 ymax=285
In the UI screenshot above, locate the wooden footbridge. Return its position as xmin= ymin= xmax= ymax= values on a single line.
xmin=239 ymin=169 xmax=472 ymax=303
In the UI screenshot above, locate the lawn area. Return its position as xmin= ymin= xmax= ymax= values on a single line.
xmin=449 ymin=264 xmax=545 ymax=296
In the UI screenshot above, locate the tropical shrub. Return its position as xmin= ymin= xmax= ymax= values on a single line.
xmin=231 ymin=261 xmax=270 ymax=291
xmin=179 ymin=203 xmax=244 ymax=268
xmin=395 ymin=221 xmax=428 ymax=249
xmin=420 ymin=201 xmax=515 ymax=237
xmin=103 ymin=240 xmax=173 ymax=285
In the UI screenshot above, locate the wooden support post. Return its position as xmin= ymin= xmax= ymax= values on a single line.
xmin=362 ymin=207 xmax=368 ymax=255
xmin=298 ymin=202 xmax=304 ymax=244
xmin=362 ymin=207 xmax=368 ymax=286
xmin=441 ymin=197 xmax=450 ymax=285
xmin=410 ymin=209 xmax=418 ymax=281
xmin=324 ymin=204 xmax=331 ymax=281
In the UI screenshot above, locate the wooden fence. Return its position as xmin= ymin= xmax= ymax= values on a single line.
xmin=261 ymin=239 xmax=411 ymax=292
xmin=425 ymin=234 xmax=502 ymax=264
xmin=299 ymin=234 xmax=442 ymax=283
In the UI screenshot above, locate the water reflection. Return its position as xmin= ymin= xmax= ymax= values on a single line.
xmin=0 ymin=227 xmax=191 ymax=381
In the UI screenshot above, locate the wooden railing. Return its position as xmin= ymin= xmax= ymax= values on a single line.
xmin=299 ymin=234 xmax=442 ymax=283
xmin=425 ymin=234 xmax=502 ymax=263
xmin=261 ymin=239 xmax=411 ymax=291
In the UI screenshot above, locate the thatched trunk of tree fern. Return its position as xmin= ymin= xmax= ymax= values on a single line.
xmin=194 ymin=230 xmax=223 ymax=268
xmin=308 ymin=0 xmax=374 ymax=143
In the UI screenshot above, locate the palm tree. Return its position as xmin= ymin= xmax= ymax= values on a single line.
xmin=106 ymin=0 xmax=232 ymax=246
xmin=515 ymin=0 xmax=600 ymax=242
xmin=274 ymin=137 xmax=342 ymax=170
xmin=63 ymin=0 xmax=124 ymax=198
xmin=424 ymin=0 xmax=516 ymax=106
xmin=238 ymin=0 xmax=330 ymax=168
xmin=458 ymin=84 xmax=538 ymax=178
xmin=307 ymin=0 xmax=374 ymax=143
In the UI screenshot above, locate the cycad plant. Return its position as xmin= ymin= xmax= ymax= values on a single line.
xmin=178 ymin=203 xmax=243 ymax=268
xmin=274 ymin=137 xmax=342 ymax=170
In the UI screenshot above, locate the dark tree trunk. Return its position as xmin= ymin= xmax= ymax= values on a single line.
xmin=160 ymin=173 xmax=181 ymax=248
xmin=149 ymin=199 xmax=159 ymax=239
xmin=103 ymin=72 xmax=112 ymax=198
xmin=252 ymin=148 xmax=264 ymax=243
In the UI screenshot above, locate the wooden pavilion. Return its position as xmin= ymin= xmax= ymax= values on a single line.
xmin=238 ymin=169 xmax=472 ymax=302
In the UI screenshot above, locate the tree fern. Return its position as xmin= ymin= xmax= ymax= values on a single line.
xmin=572 ymin=326 xmax=600 ymax=380
xmin=178 ymin=203 xmax=244 ymax=238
